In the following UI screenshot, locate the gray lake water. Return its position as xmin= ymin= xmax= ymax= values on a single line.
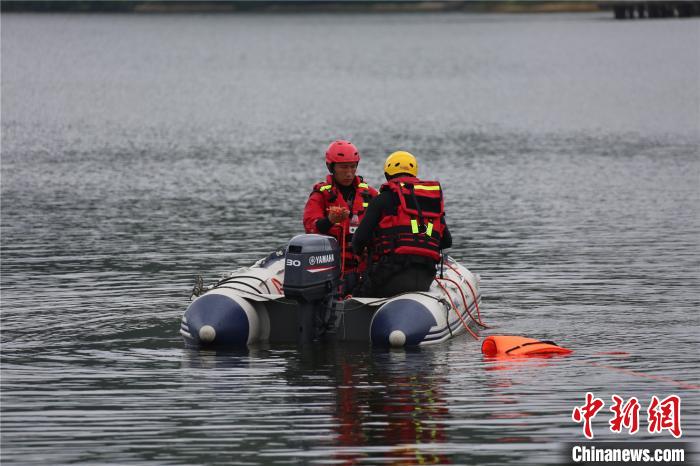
xmin=1 ymin=11 xmax=699 ymax=465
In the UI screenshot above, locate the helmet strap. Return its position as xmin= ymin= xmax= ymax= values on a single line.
xmin=386 ymin=172 xmax=412 ymax=181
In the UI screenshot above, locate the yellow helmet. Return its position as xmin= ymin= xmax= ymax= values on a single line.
xmin=384 ymin=151 xmax=418 ymax=177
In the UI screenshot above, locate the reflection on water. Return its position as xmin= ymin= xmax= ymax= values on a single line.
xmin=331 ymin=348 xmax=451 ymax=465
xmin=2 ymin=11 xmax=699 ymax=466
xmin=178 ymin=345 xmax=456 ymax=465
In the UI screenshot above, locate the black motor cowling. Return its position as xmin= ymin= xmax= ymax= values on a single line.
xmin=283 ymin=234 xmax=340 ymax=303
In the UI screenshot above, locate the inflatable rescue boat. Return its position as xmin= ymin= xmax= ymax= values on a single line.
xmin=180 ymin=234 xmax=484 ymax=348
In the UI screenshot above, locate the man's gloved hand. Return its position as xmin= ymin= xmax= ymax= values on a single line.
xmin=328 ymin=206 xmax=350 ymax=224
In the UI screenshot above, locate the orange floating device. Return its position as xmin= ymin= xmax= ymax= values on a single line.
xmin=481 ymin=335 xmax=573 ymax=357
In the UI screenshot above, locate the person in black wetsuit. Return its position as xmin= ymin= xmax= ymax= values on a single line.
xmin=352 ymin=151 xmax=452 ymax=298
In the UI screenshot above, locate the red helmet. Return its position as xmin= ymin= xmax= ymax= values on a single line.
xmin=325 ymin=140 xmax=360 ymax=165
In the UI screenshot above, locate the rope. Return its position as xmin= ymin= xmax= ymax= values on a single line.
xmin=434 ymin=279 xmax=479 ymax=340
xmin=270 ymin=277 xmax=283 ymax=294
xmin=443 ymin=260 xmax=487 ymax=326
xmin=215 ymin=274 xmax=271 ymax=294
xmin=213 ymin=279 xmax=260 ymax=294
xmin=339 ymin=219 xmax=347 ymax=280
xmin=436 ymin=276 xmax=490 ymax=329
xmin=463 ymin=277 xmax=485 ymax=325
xmin=212 ymin=285 xmax=296 ymax=304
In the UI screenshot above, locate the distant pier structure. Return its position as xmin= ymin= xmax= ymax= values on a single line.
xmin=604 ymin=1 xmax=700 ymax=18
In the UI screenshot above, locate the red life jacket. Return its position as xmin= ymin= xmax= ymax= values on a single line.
xmin=373 ymin=176 xmax=446 ymax=262
xmin=309 ymin=175 xmax=377 ymax=272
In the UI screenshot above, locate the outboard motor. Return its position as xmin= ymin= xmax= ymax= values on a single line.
xmin=283 ymin=234 xmax=341 ymax=343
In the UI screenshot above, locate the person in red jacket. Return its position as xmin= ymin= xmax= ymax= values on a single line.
xmin=303 ymin=140 xmax=379 ymax=293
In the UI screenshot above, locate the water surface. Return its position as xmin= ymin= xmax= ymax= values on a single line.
xmin=1 ymin=12 xmax=699 ymax=465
